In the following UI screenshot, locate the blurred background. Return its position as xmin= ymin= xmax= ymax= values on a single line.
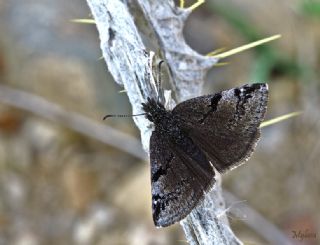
xmin=0 ymin=0 xmax=319 ymax=244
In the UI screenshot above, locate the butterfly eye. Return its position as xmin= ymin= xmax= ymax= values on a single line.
xmin=147 ymin=114 xmax=153 ymax=122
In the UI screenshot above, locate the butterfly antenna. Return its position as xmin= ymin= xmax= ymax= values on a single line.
xmin=156 ymin=60 xmax=164 ymax=102
xmin=103 ymin=113 xmax=146 ymax=120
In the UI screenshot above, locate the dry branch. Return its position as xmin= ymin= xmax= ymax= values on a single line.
xmin=0 ymin=84 xmax=146 ymax=159
xmin=86 ymin=0 xmax=239 ymax=244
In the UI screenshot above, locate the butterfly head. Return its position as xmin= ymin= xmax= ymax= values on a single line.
xmin=142 ymin=97 xmax=167 ymax=123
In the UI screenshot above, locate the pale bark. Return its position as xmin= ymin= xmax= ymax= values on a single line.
xmin=86 ymin=0 xmax=241 ymax=244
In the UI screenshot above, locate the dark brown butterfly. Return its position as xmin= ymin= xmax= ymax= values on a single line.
xmin=141 ymin=83 xmax=268 ymax=227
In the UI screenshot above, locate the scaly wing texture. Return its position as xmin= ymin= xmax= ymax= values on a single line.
xmin=172 ymin=83 xmax=268 ymax=172
xmin=149 ymin=130 xmax=215 ymax=227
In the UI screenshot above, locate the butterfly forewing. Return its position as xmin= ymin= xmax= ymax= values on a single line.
xmin=150 ymin=130 xmax=215 ymax=227
xmin=147 ymin=83 xmax=268 ymax=227
xmin=172 ymin=83 xmax=268 ymax=172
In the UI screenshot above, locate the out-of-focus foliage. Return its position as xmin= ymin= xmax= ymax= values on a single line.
xmin=300 ymin=0 xmax=320 ymax=17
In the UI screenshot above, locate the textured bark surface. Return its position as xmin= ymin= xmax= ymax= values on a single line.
xmin=86 ymin=0 xmax=241 ymax=244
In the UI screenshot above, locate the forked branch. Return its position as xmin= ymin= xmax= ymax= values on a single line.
xmin=86 ymin=0 xmax=240 ymax=244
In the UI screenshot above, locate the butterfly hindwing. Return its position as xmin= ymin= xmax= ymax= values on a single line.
xmin=172 ymin=83 xmax=268 ymax=172
xmin=150 ymin=130 xmax=215 ymax=227
xmin=147 ymin=83 xmax=267 ymax=227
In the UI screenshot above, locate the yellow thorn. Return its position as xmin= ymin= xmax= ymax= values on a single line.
xmin=180 ymin=0 xmax=185 ymax=8
xmin=71 ymin=19 xmax=96 ymax=24
xmin=118 ymin=89 xmax=127 ymax=93
xmin=213 ymin=62 xmax=229 ymax=67
xmin=211 ymin=34 xmax=281 ymax=59
xmin=260 ymin=111 xmax=302 ymax=128
xmin=187 ymin=0 xmax=205 ymax=11
xmin=206 ymin=47 xmax=227 ymax=56
xmin=98 ymin=56 xmax=104 ymax=60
